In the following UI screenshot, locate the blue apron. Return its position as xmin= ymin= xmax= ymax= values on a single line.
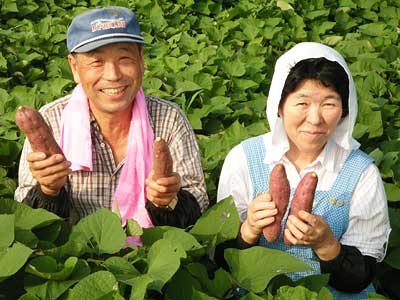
xmin=241 ymin=135 xmax=375 ymax=299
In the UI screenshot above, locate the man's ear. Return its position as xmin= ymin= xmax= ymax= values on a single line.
xmin=138 ymin=45 xmax=145 ymax=75
xmin=68 ymin=54 xmax=81 ymax=84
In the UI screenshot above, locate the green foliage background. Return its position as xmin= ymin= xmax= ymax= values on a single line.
xmin=0 ymin=0 xmax=399 ymax=296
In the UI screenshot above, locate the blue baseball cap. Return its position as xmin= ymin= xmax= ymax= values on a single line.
xmin=67 ymin=6 xmax=145 ymax=53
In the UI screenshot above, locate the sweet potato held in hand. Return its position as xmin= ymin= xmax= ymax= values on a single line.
xmin=284 ymin=172 xmax=318 ymax=246
xmin=15 ymin=106 xmax=63 ymax=156
xmin=152 ymin=137 xmax=173 ymax=180
xmin=263 ymin=163 xmax=290 ymax=242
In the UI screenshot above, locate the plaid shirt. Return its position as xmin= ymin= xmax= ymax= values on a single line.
xmin=15 ymin=94 xmax=208 ymax=219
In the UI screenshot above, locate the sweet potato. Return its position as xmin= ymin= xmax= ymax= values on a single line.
xmin=15 ymin=106 xmax=63 ymax=157
xmin=263 ymin=164 xmax=290 ymax=242
xmin=284 ymin=172 xmax=318 ymax=246
xmin=152 ymin=137 xmax=173 ymax=180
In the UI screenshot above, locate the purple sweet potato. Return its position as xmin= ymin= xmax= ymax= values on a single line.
xmin=15 ymin=106 xmax=63 ymax=156
xmin=284 ymin=172 xmax=318 ymax=246
xmin=152 ymin=137 xmax=173 ymax=180
xmin=263 ymin=164 xmax=290 ymax=242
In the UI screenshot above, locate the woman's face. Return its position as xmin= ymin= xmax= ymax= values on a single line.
xmin=279 ymin=79 xmax=343 ymax=159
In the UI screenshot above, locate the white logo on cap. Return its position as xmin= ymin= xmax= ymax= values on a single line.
xmin=91 ymin=18 xmax=126 ymax=32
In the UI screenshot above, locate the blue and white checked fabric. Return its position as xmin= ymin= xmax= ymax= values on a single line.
xmin=241 ymin=135 xmax=375 ymax=300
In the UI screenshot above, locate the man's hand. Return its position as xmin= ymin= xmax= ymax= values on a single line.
xmin=241 ymin=193 xmax=278 ymax=244
xmin=145 ymin=170 xmax=181 ymax=207
xmin=284 ymin=210 xmax=341 ymax=260
xmin=27 ymin=152 xmax=72 ymax=196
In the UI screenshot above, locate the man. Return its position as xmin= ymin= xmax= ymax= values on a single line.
xmin=15 ymin=6 xmax=208 ymax=228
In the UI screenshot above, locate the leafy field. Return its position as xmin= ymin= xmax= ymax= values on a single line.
xmin=0 ymin=0 xmax=399 ymax=298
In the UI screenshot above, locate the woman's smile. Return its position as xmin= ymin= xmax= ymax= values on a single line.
xmin=279 ymin=79 xmax=343 ymax=159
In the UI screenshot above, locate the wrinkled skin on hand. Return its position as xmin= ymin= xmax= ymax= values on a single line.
xmin=284 ymin=210 xmax=341 ymax=260
xmin=27 ymin=152 xmax=72 ymax=196
xmin=240 ymin=193 xmax=278 ymax=244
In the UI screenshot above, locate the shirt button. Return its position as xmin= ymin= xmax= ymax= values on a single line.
xmin=100 ymin=142 xmax=105 ymax=148
xmin=337 ymin=200 xmax=344 ymax=207
xmin=329 ymin=198 xmax=336 ymax=204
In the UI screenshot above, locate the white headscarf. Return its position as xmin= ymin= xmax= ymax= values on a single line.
xmin=265 ymin=42 xmax=360 ymax=163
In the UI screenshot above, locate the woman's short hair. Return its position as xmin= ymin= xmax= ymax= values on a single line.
xmin=279 ymin=57 xmax=349 ymax=118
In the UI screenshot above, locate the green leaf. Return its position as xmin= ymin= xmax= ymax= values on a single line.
xmin=18 ymin=294 xmax=41 ymax=300
xmin=222 ymin=60 xmax=246 ymax=77
xmin=1 ymin=0 xmax=18 ymax=13
xmin=34 ymin=221 xmax=63 ymax=243
xmin=25 ymin=256 xmax=78 ymax=280
xmin=13 ymin=202 xmax=61 ymax=230
xmin=367 ymin=292 xmax=391 ymax=299
xmin=149 ymin=2 xmax=168 ymax=31
xmin=128 ymin=274 xmax=152 ymax=300
xmin=163 ymin=228 xmax=204 ymax=254
xmin=103 ymin=256 xmax=140 ymax=281
xmin=175 ymin=80 xmax=202 ymax=95
xmin=17 ymin=0 xmax=39 ymax=15
xmin=306 ymin=10 xmax=330 ymax=20
xmin=358 ymin=23 xmax=387 ymax=37
xmin=189 ymin=196 xmax=240 ymax=248
xmin=24 ymin=259 xmax=90 ymax=300
xmin=14 ymin=229 xmax=38 ymax=248
xmin=277 ymin=0 xmax=294 ymax=11
xmin=0 ymin=53 xmax=7 ymax=71
xmin=295 ymin=274 xmax=330 ymax=293
xmin=0 ymin=198 xmax=18 ymax=214
xmin=187 ymin=264 xmax=232 ymax=298
xmin=318 ymin=286 xmax=333 ymax=300
xmin=166 ymin=268 xmax=198 ymax=300
xmin=0 ymin=214 xmax=14 ymax=248
xmin=240 ymin=292 xmax=266 ymax=300
xmin=126 ymin=219 xmax=143 ymax=237
xmin=0 ymin=242 xmax=33 ymax=282
xmin=191 ymin=289 xmax=220 ymax=300
xmin=142 ymin=226 xmax=174 ymax=247
xmin=43 ymin=239 xmax=86 ymax=259
xmin=225 ymin=246 xmax=312 ymax=293
xmin=68 ymin=270 xmax=118 ymax=300
xmin=70 ymin=208 xmax=126 ymax=255
xmin=165 ymin=55 xmax=188 ymax=72
xmin=233 ymin=78 xmax=258 ymax=90
xmin=275 ymin=285 xmax=319 ymax=300
xmin=147 ymin=239 xmax=182 ymax=292
xmin=384 ymin=183 xmax=400 ymax=202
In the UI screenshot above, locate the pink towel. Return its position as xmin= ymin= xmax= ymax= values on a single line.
xmin=61 ymin=84 xmax=154 ymax=229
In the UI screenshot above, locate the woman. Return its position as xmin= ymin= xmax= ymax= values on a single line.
xmin=217 ymin=42 xmax=391 ymax=299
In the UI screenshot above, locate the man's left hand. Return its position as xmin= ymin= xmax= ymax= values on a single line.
xmin=145 ymin=170 xmax=180 ymax=207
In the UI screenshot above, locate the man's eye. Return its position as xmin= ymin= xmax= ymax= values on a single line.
xmin=90 ymin=60 xmax=102 ymax=66
xmin=120 ymin=57 xmax=135 ymax=63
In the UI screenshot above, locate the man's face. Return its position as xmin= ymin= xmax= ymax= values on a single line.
xmin=68 ymin=42 xmax=144 ymax=116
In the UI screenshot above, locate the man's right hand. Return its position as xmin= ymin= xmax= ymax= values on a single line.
xmin=27 ymin=152 xmax=72 ymax=196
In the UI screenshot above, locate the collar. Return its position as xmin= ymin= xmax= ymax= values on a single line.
xmin=263 ymin=133 xmax=340 ymax=173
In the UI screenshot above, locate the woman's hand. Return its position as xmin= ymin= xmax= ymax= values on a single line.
xmin=284 ymin=210 xmax=341 ymax=260
xmin=241 ymin=193 xmax=278 ymax=244
xmin=145 ymin=170 xmax=181 ymax=207
xmin=27 ymin=152 xmax=72 ymax=196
